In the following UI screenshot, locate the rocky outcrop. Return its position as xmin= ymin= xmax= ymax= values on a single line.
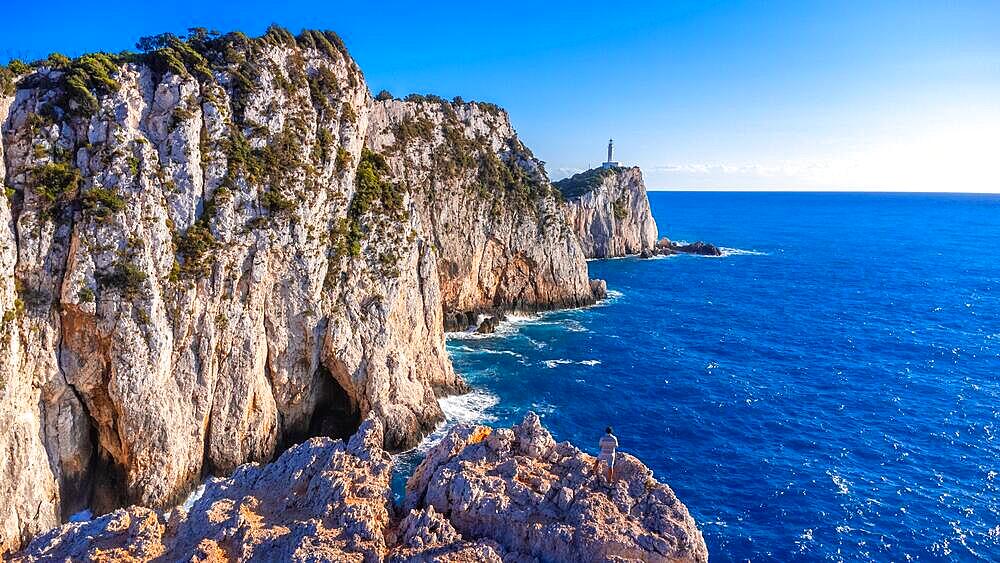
xmin=0 ymin=28 xmax=602 ymax=553
xmin=15 ymin=415 xmax=707 ymax=562
xmin=15 ymin=417 xmax=395 ymax=562
xmin=405 ymin=413 xmax=708 ymax=562
xmin=556 ymin=166 xmax=658 ymax=258
xmin=640 ymin=237 xmax=722 ymax=258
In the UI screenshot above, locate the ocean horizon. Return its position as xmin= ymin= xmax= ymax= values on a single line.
xmin=396 ymin=190 xmax=1000 ymax=561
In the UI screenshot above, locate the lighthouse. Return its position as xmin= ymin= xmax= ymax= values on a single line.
xmin=602 ymin=138 xmax=620 ymax=169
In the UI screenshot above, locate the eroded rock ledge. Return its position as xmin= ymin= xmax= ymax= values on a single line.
xmin=15 ymin=414 xmax=708 ymax=562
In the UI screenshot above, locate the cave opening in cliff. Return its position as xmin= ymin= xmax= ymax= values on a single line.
xmin=300 ymin=365 xmax=361 ymax=445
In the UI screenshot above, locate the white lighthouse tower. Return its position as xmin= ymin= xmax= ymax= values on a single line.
xmin=602 ymin=138 xmax=620 ymax=169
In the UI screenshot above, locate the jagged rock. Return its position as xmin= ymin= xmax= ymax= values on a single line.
xmin=475 ymin=315 xmax=501 ymax=334
xmin=405 ymin=413 xmax=709 ymax=562
xmin=0 ymin=29 xmax=603 ymax=552
xmin=14 ymin=417 xmax=395 ymax=562
xmin=649 ymin=237 xmax=721 ymax=257
xmin=673 ymin=241 xmax=722 ymax=256
xmin=556 ymin=166 xmax=658 ymax=258
xmin=13 ymin=414 xmax=707 ymax=562
xmin=389 ymin=506 xmax=504 ymax=562
xmin=589 ymin=278 xmax=608 ymax=300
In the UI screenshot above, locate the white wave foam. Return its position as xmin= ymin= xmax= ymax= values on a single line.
xmin=439 ymin=390 xmax=500 ymax=426
xmin=181 ymin=483 xmax=206 ymax=511
xmin=404 ymin=390 xmax=501 ymax=455
xmin=543 ymin=359 xmax=574 ymax=369
xmin=446 ymin=313 xmax=543 ymax=340
xmin=451 ymin=344 xmax=523 ymax=359
xmin=579 ymin=359 xmax=601 ymax=366
xmin=524 ymin=336 xmax=548 ymax=350
xmin=718 ymin=247 xmax=768 ymax=257
xmin=669 ymin=239 xmax=768 ymax=257
xmin=827 ymin=470 xmax=851 ymax=495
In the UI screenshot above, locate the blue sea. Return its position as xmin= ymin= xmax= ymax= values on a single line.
xmin=395 ymin=192 xmax=1000 ymax=561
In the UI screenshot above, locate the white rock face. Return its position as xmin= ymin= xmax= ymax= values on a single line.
xmin=557 ymin=166 xmax=658 ymax=258
xmin=0 ymin=31 xmax=600 ymax=554
xmin=366 ymin=98 xmax=597 ymax=330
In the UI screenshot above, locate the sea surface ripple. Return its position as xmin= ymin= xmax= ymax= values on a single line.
xmin=395 ymin=192 xmax=1000 ymax=562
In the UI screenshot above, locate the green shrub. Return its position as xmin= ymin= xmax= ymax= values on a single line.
xmin=0 ymin=66 xmax=15 ymax=96
xmin=81 ymin=187 xmax=126 ymax=219
xmin=375 ymin=90 xmax=393 ymax=101
xmin=7 ymin=59 xmax=29 ymax=75
xmin=312 ymin=128 xmax=335 ymax=164
xmin=395 ymin=116 xmax=434 ymax=145
xmin=335 ymin=147 xmax=352 ymax=172
xmin=32 ymin=163 xmax=81 ymax=219
xmin=403 ymin=93 xmax=447 ymax=104
xmin=61 ymin=53 xmax=121 ymax=115
xmin=77 ymin=287 xmax=95 ymax=303
xmin=341 ymin=102 xmax=356 ymax=124
xmin=307 ymin=65 xmax=340 ymax=111
xmin=137 ymin=33 xmax=212 ymax=80
xmin=174 ymin=222 xmax=218 ymax=279
xmin=45 ymin=53 xmax=71 ymax=68
xmin=334 ymin=148 xmax=407 ymax=259
xmin=261 ymin=189 xmax=295 ymax=214
xmin=171 ymin=105 xmax=195 ymax=125
xmin=552 ymin=166 xmax=619 ymax=199
xmin=296 ymin=30 xmax=349 ymax=61
xmin=98 ymin=261 xmax=147 ymax=298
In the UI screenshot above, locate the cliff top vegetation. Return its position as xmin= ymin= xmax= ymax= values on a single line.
xmin=552 ymin=166 xmax=625 ymax=199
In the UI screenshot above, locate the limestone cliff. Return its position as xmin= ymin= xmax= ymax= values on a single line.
xmin=15 ymin=415 xmax=708 ymax=562
xmin=366 ymin=97 xmax=595 ymax=330
xmin=0 ymin=28 xmax=600 ymax=554
xmin=555 ymin=166 xmax=658 ymax=258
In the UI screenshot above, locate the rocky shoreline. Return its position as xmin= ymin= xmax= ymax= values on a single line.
xmin=0 ymin=26 xmax=714 ymax=554
xmin=14 ymin=414 xmax=708 ymax=562
xmin=0 ymin=28 xmax=605 ymax=549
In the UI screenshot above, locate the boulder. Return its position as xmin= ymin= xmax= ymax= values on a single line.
xmin=589 ymin=279 xmax=608 ymax=300
xmin=475 ymin=315 xmax=502 ymax=334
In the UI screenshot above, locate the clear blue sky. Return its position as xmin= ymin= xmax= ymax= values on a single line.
xmin=3 ymin=1 xmax=998 ymax=191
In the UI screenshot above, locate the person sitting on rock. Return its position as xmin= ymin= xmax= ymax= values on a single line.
xmin=593 ymin=427 xmax=619 ymax=482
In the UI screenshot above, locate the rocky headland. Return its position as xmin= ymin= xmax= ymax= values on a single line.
xmin=0 ymin=27 xmax=605 ymax=552
xmin=554 ymin=166 xmax=722 ymax=260
xmin=555 ymin=166 xmax=658 ymax=259
xmin=14 ymin=414 xmax=708 ymax=562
